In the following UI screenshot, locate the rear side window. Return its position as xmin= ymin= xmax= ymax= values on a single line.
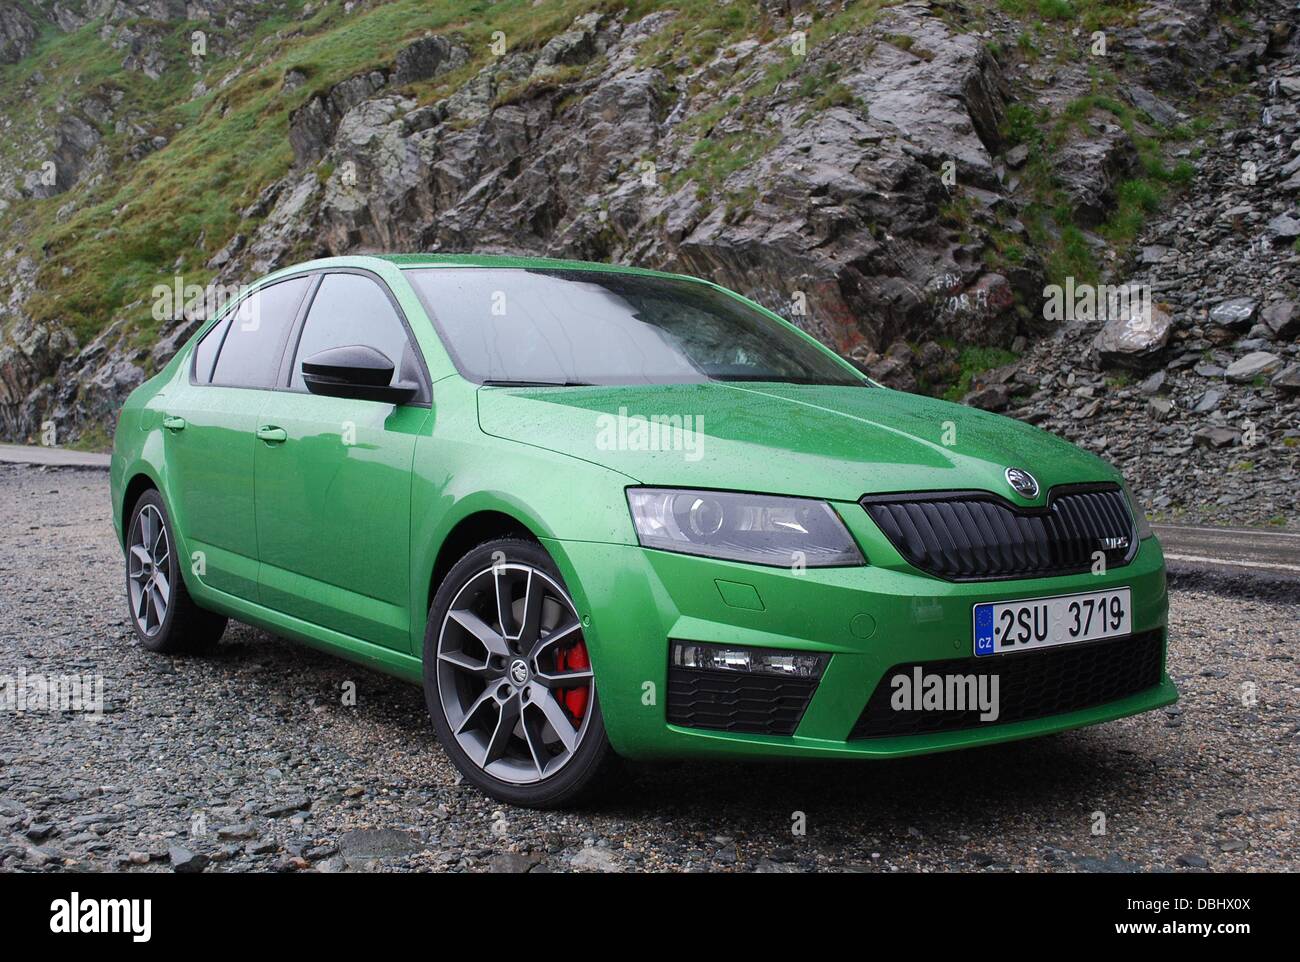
xmin=191 ymin=317 xmax=230 ymax=384
xmin=289 ymin=273 xmax=421 ymax=392
xmin=210 ymin=276 xmax=310 ymax=388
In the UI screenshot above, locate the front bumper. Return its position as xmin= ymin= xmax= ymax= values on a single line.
xmin=541 ymin=504 xmax=1174 ymax=761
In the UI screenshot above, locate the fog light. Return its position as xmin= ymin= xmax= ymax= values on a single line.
xmin=671 ymin=641 xmax=827 ymax=678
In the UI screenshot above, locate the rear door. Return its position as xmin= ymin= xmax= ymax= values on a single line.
xmin=161 ymin=276 xmax=310 ymax=601
xmin=253 ymin=270 xmax=431 ymax=652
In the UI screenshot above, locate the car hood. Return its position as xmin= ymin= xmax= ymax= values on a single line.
xmin=476 ymin=382 xmax=1119 ymax=503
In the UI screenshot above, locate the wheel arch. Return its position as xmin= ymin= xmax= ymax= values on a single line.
xmin=425 ymin=509 xmax=540 ymax=615
xmin=116 ymin=461 xmax=201 ymax=600
xmin=121 ymin=471 xmax=160 ymax=536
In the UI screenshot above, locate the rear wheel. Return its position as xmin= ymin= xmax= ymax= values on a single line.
xmin=125 ymin=489 xmax=227 ymax=653
xmin=423 ymin=538 xmax=615 ymax=808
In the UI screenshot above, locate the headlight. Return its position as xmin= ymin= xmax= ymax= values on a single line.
xmin=1120 ymin=478 xmax=1155 ymax=540
xmin=626 ymin=488 xmax=865 ymax=567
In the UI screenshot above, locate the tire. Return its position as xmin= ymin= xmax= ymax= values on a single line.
xmin=124 ymin=488 xmax=227 ymax=654
xmin=423 ymin=537 xmax=617 ymax=808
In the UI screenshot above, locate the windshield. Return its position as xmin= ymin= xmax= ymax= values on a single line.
xmin=405 ymin=268 xmax=867 ymax=387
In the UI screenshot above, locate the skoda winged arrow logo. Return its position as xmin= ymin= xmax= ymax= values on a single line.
xmin=1004 ymin=467 xmax=1039 ymax=498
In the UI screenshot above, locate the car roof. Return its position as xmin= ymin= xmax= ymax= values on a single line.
xmin=260 ymin=253 xmax=698 ymax=285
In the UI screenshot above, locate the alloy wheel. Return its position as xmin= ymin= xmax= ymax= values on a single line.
xmin=436 ymin=563 xmax=594 ymax=785
xmin=127 ymin=504 xmax=171 ymax=637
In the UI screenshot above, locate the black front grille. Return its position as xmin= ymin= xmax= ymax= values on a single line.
xmin=667 ymin=668 xmax=818 ymax=735
xmin=848 ymin=630 xmax=1163 ymax=739
xmin=863 ymin=484 xmax=1136 ymax=581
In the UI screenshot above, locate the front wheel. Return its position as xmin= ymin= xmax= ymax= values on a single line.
xmin=423 ymin=538 xmax=616 ymax=808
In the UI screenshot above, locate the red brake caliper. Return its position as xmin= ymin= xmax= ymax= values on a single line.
xmin=554 ymin=640 xmax=590 ymax=724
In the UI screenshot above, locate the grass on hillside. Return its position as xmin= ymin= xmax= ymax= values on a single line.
xmin=1 ymin=0 xmax=612 ymax=345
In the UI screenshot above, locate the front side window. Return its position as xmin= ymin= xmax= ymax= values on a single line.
xmin=404 ymin=268 xmax=866 ymax=387
xmin=289 ymin=273 xmax=421 ymax=392
xmin=210 ymin=276 xmax=311 ymax=388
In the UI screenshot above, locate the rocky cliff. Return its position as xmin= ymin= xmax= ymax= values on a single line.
xmin=0 ymin=0 xmax=1296 ymax=523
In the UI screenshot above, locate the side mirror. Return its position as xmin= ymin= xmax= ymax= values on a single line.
xmin=301 ymin=345 xmax=418 ymax=404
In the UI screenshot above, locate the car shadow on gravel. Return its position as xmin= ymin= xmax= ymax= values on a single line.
xmin=212 ymin=622 xmax=1171 ymax=828
xmin=603 ymin=732 xmax=1169 ymax=829
xmin=207 ymin=625 xmax=433 ymax=728
xmin=581 ymin=742 xmax=1180 ymax=869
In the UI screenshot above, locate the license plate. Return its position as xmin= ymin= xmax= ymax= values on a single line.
xmin=973 ymin=587 xmax=1131 ymax=657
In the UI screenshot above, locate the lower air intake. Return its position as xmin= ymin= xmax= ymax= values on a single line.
xmin=848 ymin=629 xmax=1164 ymax=739
xmin=667 ymin=668 xmax=818 ymax=736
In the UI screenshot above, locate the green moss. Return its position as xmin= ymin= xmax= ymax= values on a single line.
xmin=1098 ymin=178 xmax=1163 ymax=243
xmin=1003 ymin=103 xmax=1047 ymax=147
xmin=1014 ymin=31 xmax=1040 ymax=61
xmin=1004 ymin=0 xmax=1145 ymax=29
xmin=942 ymin=346 xmax=1021 ymax=402
xmin=812 ymin=82 xmax=857 ymax=110
xmin=493 ymin=62 xmax=591 ymax=108
xmin=881 ymin=34 xmax=933 ymax=61
xmin=673 ymin=129 xmax=780 ymax=197
xmin=982 ymin=228 xmax=1026 ymax=270
xmin=1036 ymin=0 xmax=1076 ymax=21
xmin=1056 ymin=224 xmax=1101 ymax=285
xmin=67 ymin=422 xmax=112 ymax=453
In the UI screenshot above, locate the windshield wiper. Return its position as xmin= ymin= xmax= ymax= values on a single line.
xmin=479 ymin=378 xmax=595 ymax=387
xmin=708 ymin=374 xmax=869 ymax=386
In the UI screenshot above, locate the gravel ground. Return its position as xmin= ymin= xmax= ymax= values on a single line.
xmin=1 ymin=464 xmax=1295 ymax=873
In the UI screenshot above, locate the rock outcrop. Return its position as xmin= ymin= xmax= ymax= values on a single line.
xmin=0 ymin=5 xmax=40 ymax=66
xmin=988 ymin=28 xmax=1300 ymax=526
xmin=242 ymin=4 xmax=1025 ymax=363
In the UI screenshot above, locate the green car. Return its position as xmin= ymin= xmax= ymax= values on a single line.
xmin=111 ymin=254 xmax=1176 ymax=807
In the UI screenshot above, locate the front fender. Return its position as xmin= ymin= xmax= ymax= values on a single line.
xmin=409 ymin=412 xmax=638 ymax=656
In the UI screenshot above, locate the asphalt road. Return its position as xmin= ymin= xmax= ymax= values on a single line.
xmin=1 ymin=463 xmax=1295 ymax=873
xmin=0 ymin=443 xmax=110 ymax=469
xmin=1154 ymin=523 xmax=1300 ymax=580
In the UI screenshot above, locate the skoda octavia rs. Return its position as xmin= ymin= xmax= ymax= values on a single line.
xmin=111 ymin=254 xmax=1176 ymax=807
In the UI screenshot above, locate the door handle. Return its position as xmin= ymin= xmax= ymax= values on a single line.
xmin=256 ymin=426 xmax=288 ymax=444
xmin=162 ymin=416 xmax=186 ymax=432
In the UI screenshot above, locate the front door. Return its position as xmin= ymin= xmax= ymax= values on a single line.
xmin=253 ymin=271 xmax=431 ymax=652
